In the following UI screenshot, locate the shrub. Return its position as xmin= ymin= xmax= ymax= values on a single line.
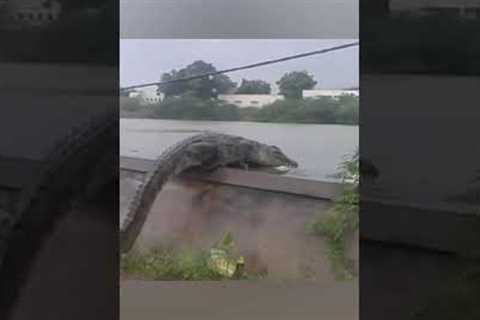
xmin=119 ymin=93 xmax=359 ymax=125
xmin=306 ymin=149 xmax=359 ymax=280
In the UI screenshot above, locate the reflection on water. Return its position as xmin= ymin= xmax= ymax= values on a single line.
xmin=120 ymin=119 xmax=359 ymax=182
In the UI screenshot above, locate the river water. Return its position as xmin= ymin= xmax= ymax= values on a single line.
xmin=120 ymin=119 xmax=359 ymax=182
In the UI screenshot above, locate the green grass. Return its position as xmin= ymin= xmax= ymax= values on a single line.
xmin=121 ymin=247 xmax=227 ymax=281
xmin=306 ymin=150 xmax=359 ymax=280
xmin=121 ymin=233 xmax=263 ymax=281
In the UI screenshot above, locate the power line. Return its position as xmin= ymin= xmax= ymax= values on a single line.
xmin=120 ymin=41 xmax=359 ymax=92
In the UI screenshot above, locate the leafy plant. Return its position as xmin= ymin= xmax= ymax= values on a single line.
xmin=307 ymin=149 xmax=359 ymax=280
xmin=121 ymin=232 xmax=256 ymax=281
xmin=121 ymin=246 xmax=225 ymax=281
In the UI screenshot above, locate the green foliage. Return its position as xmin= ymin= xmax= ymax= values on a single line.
xmin=120 ymin=96 xmax=241 ymax=121
xmin=160 ymin=60 xmax=237 ymax=98
xmin=154 ymin=96 xmax=241 ymax=121
xmin=254 ymin=95 xmax=358 ymax=124
xmin=121 ymin=247 xmax=226 ymax=281
xmin=236 ymin=79 xmax=272 ymax=94
xmin=119 ymin=93 xmax=359 ymax=125
xmin=216 ymin=231 xmax=236 ymax=253
xmin=121 ymin=233 xmax=259 ymax=281
xmin=307 ymin=150 xmax=359 ymax=280
xmin=276 ymin=71 xmax=317 ymax=99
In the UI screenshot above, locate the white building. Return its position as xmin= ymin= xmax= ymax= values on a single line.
xmin=389 ymin=0 xmax=480 ymax=18
xmin=128 ymin=86 xmax=164 ymax=105
xmin=218 ymin=94 xmax=284 ymax=108
xmin=4 ymin=0 xmax=62 ymax=28
xmin=302 ymin=89 xmax=359 ymax=99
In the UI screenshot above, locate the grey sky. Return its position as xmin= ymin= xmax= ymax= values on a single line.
xmin=120 ymin=0 xmax=358 ymax=38
xmin=120 ymin=39 xmax=359 ymax=93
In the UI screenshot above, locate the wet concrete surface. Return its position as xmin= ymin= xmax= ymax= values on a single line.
xmin=120 ymin=279 xmax=358 ymax=320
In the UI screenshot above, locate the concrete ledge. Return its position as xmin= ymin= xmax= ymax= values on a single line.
xmin=120 ymin=156 xmax=343 ymax=200
xmin=182 ymin=169 xmax=342 ymax=200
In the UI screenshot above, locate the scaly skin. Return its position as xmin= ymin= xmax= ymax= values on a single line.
xmin=120 ymin=132 xmax=298 ymax=252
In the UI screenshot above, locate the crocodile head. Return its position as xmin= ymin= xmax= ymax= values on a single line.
xmin=246 ymin=143 xmax=298 ymax=168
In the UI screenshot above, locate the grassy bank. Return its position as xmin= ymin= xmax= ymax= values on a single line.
xmin=120 ymin=95 xmax=359 ymax=125
xmin=121 ymin=233 xmax=263 ymax=281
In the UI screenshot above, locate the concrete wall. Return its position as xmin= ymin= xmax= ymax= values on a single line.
xmin=303 ymin=89 xmax=359 ymax=99
xmin=120 ymin=156 xmax=357 ymax=280
xmin=218 ymin=94 xmax=284 ymax=108
xmin=128 ymin=86 xmax=164 ymax=105
xmin=121 ymin=151 xmax=480 ymax=258
xmin=134 ymin=176 xmax=358 ymax=280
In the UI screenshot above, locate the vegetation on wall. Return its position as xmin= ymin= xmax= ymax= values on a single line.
xmin=306 ymin=149 xmax=359 ymax=280
xmin=121 ymin=233 xmax=256 ymax=281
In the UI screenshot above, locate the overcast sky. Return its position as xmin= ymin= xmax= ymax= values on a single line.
xmin=120 ymin=39 xmax=359 ymax=93
xmin=120 ymin=0 xmax=357 ymax=38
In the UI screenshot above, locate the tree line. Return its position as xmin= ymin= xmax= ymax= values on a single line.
xmin=121 ymin=95 xmax=358 ymax=125
xmin=120 ymin=60 xmax=358 ymax=125
xmin=158 ymin=60 xmax=318 ymax=99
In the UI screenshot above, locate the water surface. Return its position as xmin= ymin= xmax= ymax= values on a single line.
xmin=120 ymin=119 xmax=359 ymax=182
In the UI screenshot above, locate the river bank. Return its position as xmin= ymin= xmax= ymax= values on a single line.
xmin=120 ymin=95 xmax=359 ymax=125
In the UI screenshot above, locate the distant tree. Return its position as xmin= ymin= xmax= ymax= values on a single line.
xmin=276 ymin=71 xmax=317 ymax=99
xmin=159 ymin=60 xmax=236 ymax=99
xmin=236 ymin=79 xmax=272 ymax=94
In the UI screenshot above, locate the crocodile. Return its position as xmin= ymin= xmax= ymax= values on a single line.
xmin=120 ymin=132 xmax=298 ymax=252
